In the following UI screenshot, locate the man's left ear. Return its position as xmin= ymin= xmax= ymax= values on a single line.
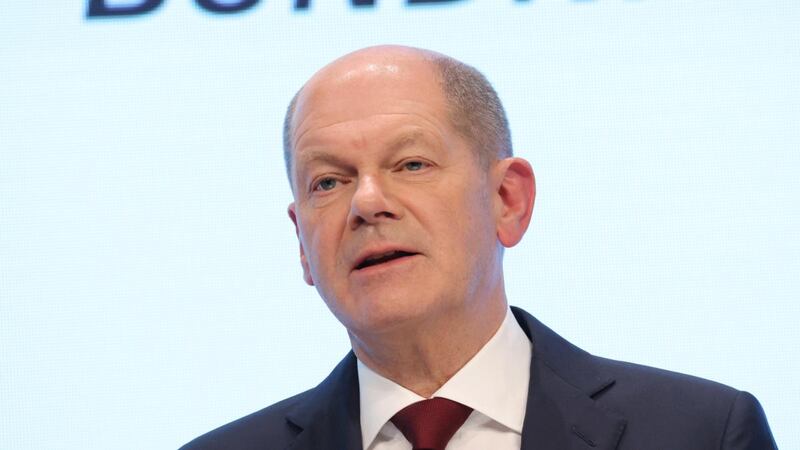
xmin=493 ymin=157 xmax=536 ymax=248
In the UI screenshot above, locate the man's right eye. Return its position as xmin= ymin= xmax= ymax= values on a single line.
xmin=314 ymin=178 xmax=338 ymax=192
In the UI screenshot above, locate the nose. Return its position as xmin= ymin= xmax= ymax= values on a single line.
xmin=348 ymin=174 xmax=402 ymax=229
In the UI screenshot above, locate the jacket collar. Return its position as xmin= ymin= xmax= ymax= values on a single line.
xmin=284 ymin=306 xmax=627 ymax=450
xmin=511 ymin=306 xmax=627 ymax=450
xmin=284 ymin=353 xmax=363 ymax=450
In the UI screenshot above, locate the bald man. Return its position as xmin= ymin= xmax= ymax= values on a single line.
xmin=180 ymin=46 xmax=776 ymax=450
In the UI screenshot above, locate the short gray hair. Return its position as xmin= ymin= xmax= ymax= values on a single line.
xmin=282 ymin=54 xmax=513 ymax=186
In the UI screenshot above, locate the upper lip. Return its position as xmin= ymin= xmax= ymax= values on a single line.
xmin=352 ymin=245 xmax=420 ymax=271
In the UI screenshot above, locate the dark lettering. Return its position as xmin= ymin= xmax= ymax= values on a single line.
xmin=295 ymin=0 xmax=376 ymax=10
xmin=86 ymin=0 xmax=164 ymax=17
xmin=196 ymin=0 xmax=260 ymax=13
xmin=407 ymin=0 xmax=465 ymax=4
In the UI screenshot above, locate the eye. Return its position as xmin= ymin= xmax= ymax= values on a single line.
xmin=314 ymin=177 xmax=338 ymax=192
xmin=403 ymin=161 xmax=427 ymax=171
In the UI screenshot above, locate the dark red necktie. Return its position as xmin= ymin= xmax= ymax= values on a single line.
xmin=390 ymin=398 xmax=473 ymax=450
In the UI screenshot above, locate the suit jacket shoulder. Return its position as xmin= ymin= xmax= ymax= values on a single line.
xmin=512 ymin=307 xmax=776 ymax=450
xmin=179 ymin=388 xmax=310 ymax=450
xmin=585 ymin=355 xmax=773 ymax=449
xmin=180 ymin=307 xmax=777 ymax=450
xmin=180 ymin=352 xmax=362 ymax=450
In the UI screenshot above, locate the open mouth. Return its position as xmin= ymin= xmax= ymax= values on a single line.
xmin=354 ymin=250 xmax=418 ymax=270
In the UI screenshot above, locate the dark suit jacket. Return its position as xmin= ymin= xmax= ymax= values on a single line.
xmin=181 ymin=307 xmax=777 ymax=450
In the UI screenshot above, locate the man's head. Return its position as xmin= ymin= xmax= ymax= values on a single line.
xmin=283 ymin=47 xmax=513 ymax=184
xmin=285 ymin=45 xmax=535 ymax=340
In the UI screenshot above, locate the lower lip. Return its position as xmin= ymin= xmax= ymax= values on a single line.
xmin=351 ymin=254 xmax=419 ymax=277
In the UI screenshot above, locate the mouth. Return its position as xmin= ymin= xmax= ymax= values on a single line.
xmin=354 ymin=250 xmax=419 ymax=271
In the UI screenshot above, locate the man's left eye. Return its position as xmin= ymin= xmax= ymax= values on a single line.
xmin=404 ymin=161 xmax=425 ymax=171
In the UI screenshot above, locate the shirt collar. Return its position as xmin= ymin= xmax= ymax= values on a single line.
xmin=357 ymin=307 xmax=532 ymax=449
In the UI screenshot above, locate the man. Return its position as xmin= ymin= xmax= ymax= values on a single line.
xmin=182 ymin=46 xmax=777 ymax=450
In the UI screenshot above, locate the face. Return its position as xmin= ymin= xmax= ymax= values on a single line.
xmin=288 ymin=52 xmax=504 ymax=337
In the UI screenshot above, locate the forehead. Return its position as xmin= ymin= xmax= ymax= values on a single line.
xmin=291 ymin=56 xmax=449 ymax=150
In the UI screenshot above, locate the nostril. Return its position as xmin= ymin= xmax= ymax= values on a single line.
xmin=348 ymin=214 xmax=366 ymax=230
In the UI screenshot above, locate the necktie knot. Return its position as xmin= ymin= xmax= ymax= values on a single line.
xmin=390 ymin=397 xmax=473 ymax=450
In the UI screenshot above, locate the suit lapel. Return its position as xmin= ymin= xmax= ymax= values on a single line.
xmin=284 ymin=352 xmax=363 ymax=450
xmin=282 ymin=308 xmax=627 ymax=450
xmin=513 ymin=307 xmax=628 ymax=450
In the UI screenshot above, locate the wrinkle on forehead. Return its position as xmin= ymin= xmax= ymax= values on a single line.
xmin=294 ymin=112 xmax=444 ymax=154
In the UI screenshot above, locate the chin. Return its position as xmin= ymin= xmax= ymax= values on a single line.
xmin=346 ymin=294 xmax=445 ymax=336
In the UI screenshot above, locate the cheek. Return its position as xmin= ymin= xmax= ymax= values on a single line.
xmin=299 ymin=209 xmax=346 ymax=275
xmin=449 ymin=188 xmax=497 ymax=255
xmin=303 ymin=227 xmax=332 ymax=275
xmin=423 ymin=192 xmax=489 ymax=258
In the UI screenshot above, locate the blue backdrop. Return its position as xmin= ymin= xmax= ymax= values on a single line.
xmin=1 ymin=1 xmax=798 ymax=448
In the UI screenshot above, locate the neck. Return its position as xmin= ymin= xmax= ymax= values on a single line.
xmin=349 ymin=293 xmax=508 ymax=398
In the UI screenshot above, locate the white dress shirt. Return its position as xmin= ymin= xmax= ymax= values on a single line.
xmin=357 ymin=308 xmax=532 ymax=450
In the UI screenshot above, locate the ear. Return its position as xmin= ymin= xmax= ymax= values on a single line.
xmin=288 ymin=203 xmax=314 ymax=286
xmin=493 ymin=157 xmax=536 ymax=248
